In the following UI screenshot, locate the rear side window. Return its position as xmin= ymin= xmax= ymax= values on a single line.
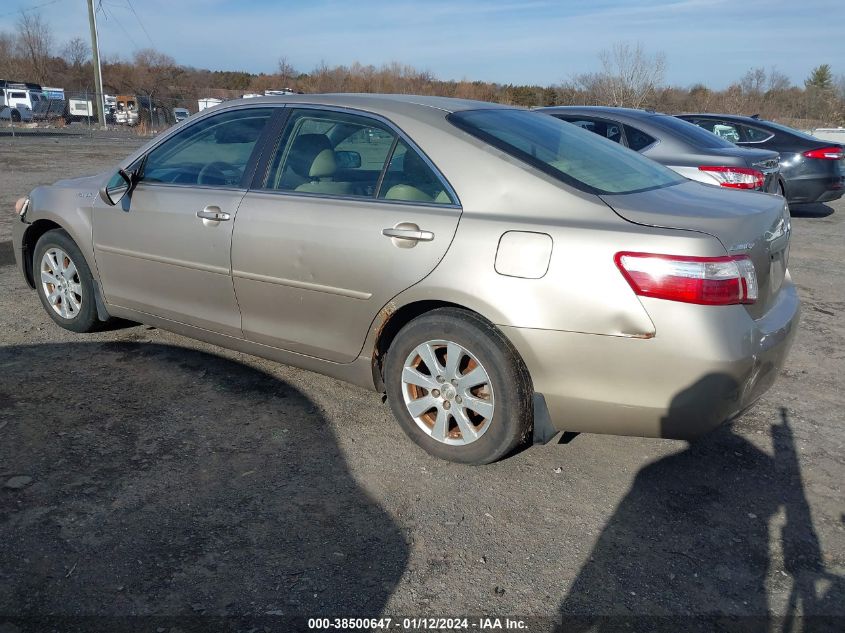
xmin=379 ymin=139 xmax=456 ymax=204
xmin=450 ymin=109 xmax=683 ymax=195
xmin=739 ymin=124 xmax=774 ymax=142
xmin=263 ymin=109 xmax=397 ymax=197
xmin=623 ymin=125 xmax=657 ymax=151
xmin=556 ymin=117 xmax=623 ymax=144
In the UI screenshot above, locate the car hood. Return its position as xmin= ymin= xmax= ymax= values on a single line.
xmin=53 ymin=171 xmax=110 ymax=190
xmin=601 ymin=180 xmax=791 ymax=318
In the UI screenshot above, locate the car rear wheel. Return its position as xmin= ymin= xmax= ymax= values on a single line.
xmin=11 ymin=109 xmax=21 ymax=122
xmin=34 ymin=229 xmax=103 ymax=333
xmin=385 ymin=308 xmax=533 ymax=464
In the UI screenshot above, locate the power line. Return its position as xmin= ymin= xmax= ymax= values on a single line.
xmin=0 ymin=0 xmax=65 ymax=18
xmin=97 ymin=1 xmax=139 ymax=50
xmin=125 ymin=0 xmax=154 ymax=48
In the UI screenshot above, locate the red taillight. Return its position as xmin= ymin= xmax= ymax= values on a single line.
xmin=615 ymin=252 xmax=758 ymax=305
xmin=803 ymin=146 xmax=844 ymax=160
xmin=698 ymin=165 xmax=765 ymax=190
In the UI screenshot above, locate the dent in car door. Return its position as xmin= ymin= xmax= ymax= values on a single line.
xmin=232 ymin=108 xmax=462 ymax=363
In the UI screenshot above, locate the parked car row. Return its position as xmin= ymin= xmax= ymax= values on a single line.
xmin=11 ymin=94 xmax=801 ymax=464
xmin=538 ymin=107 xmax=782 ymax=194
xmin=677 ymin=113 xmax=845 ymax=204
xmin=537 ymin=106 xmax=844 ymax=206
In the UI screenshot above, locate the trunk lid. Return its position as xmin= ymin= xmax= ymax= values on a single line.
xmin=601 ymin=180 xmax=791 ymax=318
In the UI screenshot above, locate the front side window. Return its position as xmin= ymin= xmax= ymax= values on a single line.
xmin=451 ymin=109 xmax=683 ymax=195
xmin=711 ymin=122 xmax=742 ymax=143
xmin=142 ymin=108 xmax=273 ymax=187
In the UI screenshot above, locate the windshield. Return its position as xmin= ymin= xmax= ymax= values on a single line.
xmin=650 ymin=115 xmax=737 ymax=149
xmin=448 ymin=109 xmax=684 ymax=195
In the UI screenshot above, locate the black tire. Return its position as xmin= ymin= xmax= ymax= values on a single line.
xmin=33 ymin=229 xmax=104 ymax=333
xmin=384 ymin=308 xmax=533 ymax=465
xmin=11 ymin=109 xmax=21 ymax=122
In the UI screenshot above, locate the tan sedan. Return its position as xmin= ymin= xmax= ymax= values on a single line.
xmin=11 ymin=95 xmax=800 ymax=464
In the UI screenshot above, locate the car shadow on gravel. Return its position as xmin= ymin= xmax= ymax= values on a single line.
xmin=0 ymin=241 xmax=14 ymax=267
xmin=558 ymin=387 xmax=844 ymax=632
xmin=0 ymin=341 xmax=408 ymax=629
xmin=790 ymin=203 xmax=836 ymax=218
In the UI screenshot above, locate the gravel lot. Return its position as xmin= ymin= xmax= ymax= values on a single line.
xmin=1 ymin=131 xmax=843 ymax=632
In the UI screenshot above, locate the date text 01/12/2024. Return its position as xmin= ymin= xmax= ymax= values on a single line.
xmin=307 ymin=617 xmax=530 ymax=630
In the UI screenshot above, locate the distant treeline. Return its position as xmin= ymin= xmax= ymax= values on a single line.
xmin=2 ymin=12 xmax=843 ymax=127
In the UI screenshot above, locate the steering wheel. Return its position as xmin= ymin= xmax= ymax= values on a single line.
xmin=197 ymin=161 xmax=231 ymax=185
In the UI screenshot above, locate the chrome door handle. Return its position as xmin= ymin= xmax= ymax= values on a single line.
xmin=382 ymin=227 xmax=434 ymax=241
xmin=197 ymin=206 xmax=230 ymax=221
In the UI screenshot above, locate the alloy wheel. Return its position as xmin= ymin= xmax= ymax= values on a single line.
xmin=401 ymin=339 xmax=495 ymax=446
xmin=40 ymin=248 xmax=82 ymax=319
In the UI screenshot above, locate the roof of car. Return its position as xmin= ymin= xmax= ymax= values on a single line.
xmin=677 ymin=113 xmax=765 ymax=123
xmin=216 ymin=93 xmax=512 ymax=117
xmin=536 ymin=105 xmax=665 ymax=120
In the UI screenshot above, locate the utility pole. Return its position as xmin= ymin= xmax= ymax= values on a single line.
xmin=86 ymin=0 xmax=106 ymax=128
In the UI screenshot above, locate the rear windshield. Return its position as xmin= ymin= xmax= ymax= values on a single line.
xmin=649 ymin=114 xmax=737 ymax=149
xmin=448 ymin=109 xmax=683 ymax=195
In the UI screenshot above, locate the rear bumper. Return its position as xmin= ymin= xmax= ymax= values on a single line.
xmin=503 ymin=277 xmax=800 ymax=440
xmin=785 ymin=174 xmax=844 ymax=204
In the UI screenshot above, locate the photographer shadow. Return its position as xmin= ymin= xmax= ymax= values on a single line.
xmin=0 ymin=341 xmax=408 ymax=627
xmin=558 ymin=374 xmax=843 ymax=632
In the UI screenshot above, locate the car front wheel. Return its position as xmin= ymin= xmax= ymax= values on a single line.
xmin=385 ymin=308 xmax=533 ymax=464
xmin=34 ymin=229 xmax=103 ymax=333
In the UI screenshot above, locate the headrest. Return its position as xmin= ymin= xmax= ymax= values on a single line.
xmin=288 ymin=133 xmax=332 ymax=178
xmin=309 ymin=148 xmax=337 ymax=179
xmin=402 ymin=149 xmax=432 ymax=183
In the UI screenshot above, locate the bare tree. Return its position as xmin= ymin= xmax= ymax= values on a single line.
xmin=129 ymin=48 xmax=181 ymax=125
xmin=0 ymin=32 xmax=16 ymax=77
xmin=578 ymin=42 xmax=666 ymax=108
xmin=740 ymin=67 xmax=767 ymax=94
xmin=767 ymin=68 xmax=791 ymax=92
xmin=62 ymin=37 xmax=90 ymax=67
xmin=278 ymin=56 xmax=298 ymax=89
xmin=16 ymin=10 xmax=53 ymax=83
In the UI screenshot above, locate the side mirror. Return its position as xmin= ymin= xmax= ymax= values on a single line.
xmin=335 ymin=150 xmax=362 ymax=169
xmin=99 ymin=168 xmax=134 ymax=206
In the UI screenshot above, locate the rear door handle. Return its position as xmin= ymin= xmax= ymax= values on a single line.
xmin=197 ymin=206 xmax=230 ymax=221
xmin=382 ymin=227 xmax=434 ymax=241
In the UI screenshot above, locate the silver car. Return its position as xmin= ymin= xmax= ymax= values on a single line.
xmin=11 ymin=95 xmax=800 ymax=464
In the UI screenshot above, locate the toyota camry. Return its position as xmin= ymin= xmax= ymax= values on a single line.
xmin=12 ymin=94 xmax=800 ymax=464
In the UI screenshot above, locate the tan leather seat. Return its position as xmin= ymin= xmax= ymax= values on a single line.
xmin=277 ymin=133 xmax=352 ymax=195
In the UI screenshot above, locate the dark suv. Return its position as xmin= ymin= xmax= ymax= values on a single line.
xmin=677 ymin=114 xmax=844 ymax=205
